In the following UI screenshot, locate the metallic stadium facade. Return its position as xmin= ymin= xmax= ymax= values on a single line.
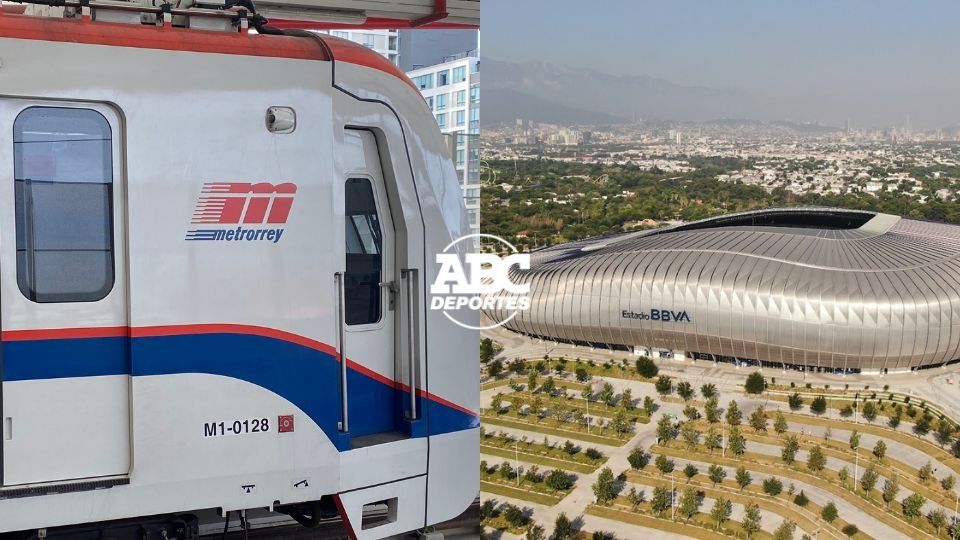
xmin=484 ymin=207 xmax=960 ymax=374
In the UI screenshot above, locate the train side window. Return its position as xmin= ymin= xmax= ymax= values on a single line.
xmin=344 ymin=177 xmax=382 ymax=325
xmin=13 ymin=107 xmax=115 ymax=303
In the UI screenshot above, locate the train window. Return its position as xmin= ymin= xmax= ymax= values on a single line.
xmin=344 ymin=177 xmax=382 ymax=325
xmin=13 ymin=107 xmax=114 ymax=303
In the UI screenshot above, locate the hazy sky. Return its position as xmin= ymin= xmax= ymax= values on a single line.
xmin=482 ymin=1 xmax=960 ymax=128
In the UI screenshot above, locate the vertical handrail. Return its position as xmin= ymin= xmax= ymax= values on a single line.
xmin=403 ymin=268 xmax=419 ymax=420
xmin=334 ymin=272 xmax=348 ymax=432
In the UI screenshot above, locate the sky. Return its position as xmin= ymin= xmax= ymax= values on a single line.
xmin=482 ymin=1 xmax=960 ymax=128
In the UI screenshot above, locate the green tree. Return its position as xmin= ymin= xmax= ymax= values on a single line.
xmin=490 ymin=393 xmax=504 ymax=413
xmin=635 ymin=356 xmax=658 ymax=378
xmin=821 ymin=502 xmax=838 ymax=523
xmin=654 ymin=375 xmax=673 ymax=396
xmin=860 ymin=464 xmax=879 ymax=493
xmin=574 ymin=366 xmax=589 ymax=382
xmin=735 ymin=466 xmax=752 ymax=490
xmin=705 ymin=397 xmax=721 ymax=423
xmin=810 ymin=395 xmax=827 ymax=415
xmin=656 ymin=415 xmax=676 ymax=443
xmin=742 ymin=504 xmax=762 ymax=538
xmin=902 ymin=492 xmax=926 ymax=520
xmin=592 ymin=467 xmax=616 ymax=505
xmin=683 ymin=463 xmax=699 ymax=481
xmin=849 ymin=430 xmax=860 ymax=451
xmin=552 ymin=512 xmax=575 ymax=540
xmin=781 ymin=435 xmax=800 ymax=464
xmin=794 ymin=490 xmax=809 ymax=507
xmin=701 ymin=383 xmax=718 ymax=399
xmin=841 ymin=524 xmax=858 ymax=538
xmin=503 ymin=504 xmax=526 ymax=527
xmin=873 ymin=439 xmax=887 ymax=460
xmin=705 ymin=425 xmax=721 ymax=452
xmin=749 ymin=406 xmax=768 ymax=432
xmin=729 ymin=426 xmax=746 ymax=455
xmin=772 ymin=520 xmax=796 ymax=540
xmin=788 ymin=392 xmax=803 ymax=411
xmin=762 ymin=476 xmax=783 ymax=496
xmin=650 ymin=485 xmax=670 ymax=515
xmin=726 ymin=400 xmax=743 ymax=426
xmin=480 ymin=338 xmax=495 ymax=363
xmin=745 ymin=371 xmax=766 ymax=394
xmin=774 ymin=411 xmax=788 ymax=435
xmin=708 ymin=464 xmax=727 ymax=486
xmin=610 ymin=410 xmax=630 ymax=437
xmin=488 ymin=359 xmax=503 ymax=377
xmin=655 ymin=454 xmax=674 ymax=474
xmin=681 ymin=422 xmax=700 ymax=448
xmin=643 ymin=396 xmax=656 ymax=416
xmin=882 ymin=477 xmax=899 ymax=507
xmin=598 ymin=383 xmax=614 ymax=408
xmin=499 ymin=461 xmax=514 ymax=481
xmin=545 ymin=469 xmax=573 ymax=491
xmin=541 ymin=377 xmax=556 ymax=395
xmin=527 ymin=370 xmax=538 ymax=392
xmin=919 ymin=461 xmax=934 ymax=483
xmin=929 ymin=508 xmax=948 ymax=535
xmin=621 ymin=388 xmax=634 ymax=410
xmin=862 ymin=401 xmax=878 ymax=422
xmin=942 ymin=475 xmax=956 ymax=491
xmin=709 ymin=497 xmax=732 ymax=530
xmin=937 ymin=421 xmax=955 ymax=447
xmin=530 ymin=396 xmax=544 ymax=418
xmin=627 ymin=447 xmax=649 ymax=470
xmin=526 ymin=525 xmax=546 ymax=540
xmin=915 ymin=413 xmax=933 ymax=436
xmin=677 ymin=381 xmax=695 ymax=400
xmin=627 ymin=486 xmax=644 ymax=509
xmin=807 ymin=445 xmax=826 ymax=472
xmin=678 ymin=486 xmax=699 ymax=522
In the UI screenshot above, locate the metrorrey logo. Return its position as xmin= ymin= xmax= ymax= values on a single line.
xmin=431 ymin=233 xmax=531 ymax=330
xmin=622 ymin=309 xmax=692 ymax=323
xmin=186 ymin=182 xmax=296 ymax=242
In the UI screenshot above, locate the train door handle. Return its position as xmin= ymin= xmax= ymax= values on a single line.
xmin=401 ymin=269 xmax=420 ymax=420
xmin=334 ymin=272 xmax=348 ymax=433
xmin=380 ymin=281 xmax=399 ymax=311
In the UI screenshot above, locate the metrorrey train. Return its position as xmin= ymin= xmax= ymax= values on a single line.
xmin=0 ymin=3 xmax=478 ymax=539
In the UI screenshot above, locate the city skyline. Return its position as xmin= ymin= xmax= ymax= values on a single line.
xmin=484 ymin=0 xmax=960 ymax=128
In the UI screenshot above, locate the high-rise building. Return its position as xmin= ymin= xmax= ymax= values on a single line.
xmin=398 ymin=29 xmax=479 ymax=71
xmin=407 ymin=54 xmax=480 ymax=246
xmin=314 ymin=29 xmax=400 ymax=66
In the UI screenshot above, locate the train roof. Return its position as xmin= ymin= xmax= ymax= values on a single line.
xmin=0 ymin=9 xmax=417 ymax=90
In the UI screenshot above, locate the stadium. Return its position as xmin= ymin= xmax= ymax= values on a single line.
xmin=483 ymin=207 xmax=960 ymax=374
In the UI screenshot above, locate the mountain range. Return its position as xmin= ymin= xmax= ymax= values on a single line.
xmin=483 ymin=58 xmax=777 ymax=126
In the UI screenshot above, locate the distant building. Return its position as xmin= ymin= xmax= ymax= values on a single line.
xmin=398 ymin=29 xmax=479 ymax=71
xmin=314 ymin=29 xmax=399 ymax=66
xmin=407 ymin=54 xmax=480 ymax=245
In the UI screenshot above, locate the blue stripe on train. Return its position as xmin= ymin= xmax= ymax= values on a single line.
xmin=2 ymin=333 xmax=477 ymax=451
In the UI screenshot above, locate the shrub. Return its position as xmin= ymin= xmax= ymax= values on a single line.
xmin=745 ymin=371 xmax=766 ymax=394
xmin=762 ymin=476 xmax=783 ymax=496
xmin=842 ymin=524 xmax=859 ymax=537
xmin=585 ymin=447 xmax=602 ymax=460
xmin=635 ymin=356 xmax=658 ymax=378
xmin=794 ymin=490 xmax=809 ymax=506
xmin=821 ymin=502 xmax=838 ymax=522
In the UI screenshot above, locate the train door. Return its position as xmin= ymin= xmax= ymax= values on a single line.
xmin=337 ymin=129 xmax=403 ymax=444
xmin=0 ymin=102 xmax=130 ymax=486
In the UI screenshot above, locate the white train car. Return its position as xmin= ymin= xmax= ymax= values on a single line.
xmin=0 ymin=5 xmax=478 ymax=539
